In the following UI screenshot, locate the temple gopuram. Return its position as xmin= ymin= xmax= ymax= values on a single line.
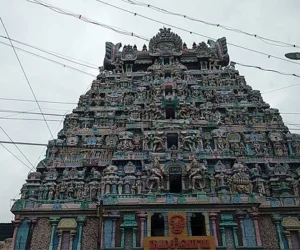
xmin=9 ymin=28 xmax=300 ymax=250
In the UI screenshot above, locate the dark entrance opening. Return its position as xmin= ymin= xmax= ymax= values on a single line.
xmin=165 ymin=72 xmax=171 ymax=78
xmin=151 ymin=213 xmax=164 ymax=236
xmin=166 ymin=107 xmax=175 ymax=119
xmin=165 ymin=86 xmax=173 ymax=95
xmin=191 ymin=213 xmax=206 ymax=236
xmin=167 ymin=133 xmax=178 ymax=149
xmin=169 ymin=166 xmax=182 ymax=193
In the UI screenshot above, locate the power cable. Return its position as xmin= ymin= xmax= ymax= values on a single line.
xmin=0 ymin=126 xmax=35 ymax=168
xmin=120 ymin=0 xmax=300 ymax=48
xmin=0 ymin=97 xmax=77 ymax=105
xmin=24 ymin=0 xmax=300 ymax=83
xmin=0 ymin=143 xmax=32 ymax=170
xmin=94 ymin=0 xmax=300 ymax=67
xmin=0 ymin=17 xmax=54 ymax=139
xmin=0 ymin=140 xmax=48 ymax=147
xmin=0 ymin=34 xmax=98 ymax=69
xmin=26 ymin=0 xmax=149 ymax=41
xmin=234 ymin=62 xmax=300 ymax=78
xmin=0 ymin=117 xmax=62 ymax=122
xmin=0 ymin=40 xmax=96 ymax=78
xmin=0 ymin=109 xmax=66 ymax=117
xmin=30 ymin=109 xmax=70 ymax=172
xmin=261 ymin=82 xmax=300 ymax=94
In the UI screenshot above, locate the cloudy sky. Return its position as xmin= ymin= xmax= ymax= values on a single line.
xmin=1 ymin=0 xmax=300 ymax=222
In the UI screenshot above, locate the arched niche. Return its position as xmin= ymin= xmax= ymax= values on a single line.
xmin=282 ymin=217 xmax=300 ymax=249
xmin=164 ymin=161 xmax=187 ymax=193
xmin=57 ymin=218 xmax=77 ymax=250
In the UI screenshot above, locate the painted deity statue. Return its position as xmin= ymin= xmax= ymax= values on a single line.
xmin=230 ymin=162 xmax=252 ymax=194
xmin=147 ymin=157 xmax=164 ymax=192
xmin=187 ymin=156 xmax=207 ymax=191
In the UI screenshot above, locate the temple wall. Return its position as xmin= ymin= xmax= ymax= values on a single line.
xmin=259 ymin=215 xmax=279 ymax=249
xmin=30 ymin=218 xmax=51 ymax=250
xmin=14 ymin=220 xmax=29 ymax=250
xmin=0 ymin=239 xmax=13 ymax=250
xmin=81 ymin=217 xmax=98 ymax=250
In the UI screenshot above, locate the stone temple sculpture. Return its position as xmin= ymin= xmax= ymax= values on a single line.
xmin=9 ymin=28 xmax=300 ymax=250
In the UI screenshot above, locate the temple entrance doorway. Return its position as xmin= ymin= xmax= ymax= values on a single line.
xmin=191 ymin=213 xmax=206 ymax=236
xmin=169 ymin=166 xmax=182 ymax=193
xmin=166 ymin=107 xmax=175 ymax=119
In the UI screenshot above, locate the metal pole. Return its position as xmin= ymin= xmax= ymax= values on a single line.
xmin=97 ymin=199 xmax=104 ymax=250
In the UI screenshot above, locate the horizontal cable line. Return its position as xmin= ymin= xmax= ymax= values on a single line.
xmin=0 ymin=109 xmax=66 ymax=117
xmin=120 ymin=0 xmax=300 ymax=48
xmin=0 ymin=126 xmax=35 ymax=167
xmin=0 ymin=97 xmax=77 ymax=105
xmin=0 ymin=40 xmax=96 ymax=78
xmin=0 ymin=117 xmax=62 ymax=122
xmin=95 ymin=0 xmax=300 ymax=67
xmin=0 ymin=143 xmax=32 ymax=170
xmin=25 ymin=0 xmax=300 ymax=90
xmin=0 ymin=140 xmax=48 ymax=146
xmin=0 ymin=17 xmax=54 ymax=139
xmin=234 ymin=62 xmax=300 ymax=78
xmin=261 ymin=82 xmax=300 ymax=94
xmin=0 ymin=35 xmax=98 ymax=69
xmin=27 ymin=0 xmax=149 ymax=41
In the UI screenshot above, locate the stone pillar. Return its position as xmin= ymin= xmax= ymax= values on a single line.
xmin=162 ymin=213 xmax=168 ymax=236
xmin=147 ymin=213 xmax=153 ymax=237
xmin=233 ymin=227 xmax=239 ymax=247
xmin=57 ymin=231 xmax=62 ymax=250
xmin=209 ymin=212 xmax=219 ymax=246
xmin=69 ymin=229 xmax=76 ymax=250
xmin=121 ymin=228 xmax=125 ymax=248
xmin=203 ymin=212 xmax=210 ymax=236
xmin=137 ymin=211 xmax=147 ymax=247
xmin=101 ymin=219 xmax=104 ymax=249
xmin=49 ymin=217 xmax=60 ymax=250
xmin=186 ymin=213 xmax=192 ymax=236
xmin=11 ymin=217 xmax=21 ymax=249
xmin=140 ymin=218 xmax=145 ymax=247
xmin=236 ymin=211 xmax=247 ymax=246
xmin=272 ymin=214 xmax=284 ymax=249
xmin=251 ymin=212 xmax=262 ymax=246
xmin=133 ymin=228 xmax=137 ymax=247
xmin=283 ymin=230 xmax=292 ymax=249
xmin=111 ymin=218 xmax=117 ymax=247
xmin=220 ymin=226 xmax=226 ymax=246
xmin=77 ymin=216 xmax=86 ymax=250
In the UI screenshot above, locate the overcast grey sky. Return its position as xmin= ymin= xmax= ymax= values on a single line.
xmin=0 ymin=0 xmax=300 ymax=222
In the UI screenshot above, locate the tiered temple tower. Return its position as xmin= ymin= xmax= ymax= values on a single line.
xmin=10 ymin=28 xmax=300 ymax=250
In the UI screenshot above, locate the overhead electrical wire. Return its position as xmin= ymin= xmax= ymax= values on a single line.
xmin=0 ymin=17 xmax=55 ymax=138
xmin=26 ymin=0 xmax=149 ymax=41
xmin=0 ymin=109 xmax=66 ymax=117
xmin=93 ymin=0 xmax=300 ymax=67
xmin=0 ymin=34 xmax=98 ymax=69
xmin=24 ymin=0 xmax=300 ymax=83
xmin=0 ymin=97 xmax=77 ymax=105
xmin=0 ymin=126 xmax=35 ymax=168
xmin=0 ymin=40 xmax=97 ymax=78
xmin=120 ymin=0 xmax=300 ymax=48
xmin=261 ymin=82 xmax=300 ymax=95
xmin=234 ymin=62 xmax=300 ymax=78
xmin=0 ymin=117 xmax=62 ymax=122
xmin=0 ymin=143 xmax=32 ymax=170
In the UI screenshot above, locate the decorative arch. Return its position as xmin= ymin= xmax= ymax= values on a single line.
xmin=57 ymin=219 xmax=77 ymax=250
xmin=282 ymin=217 xmax=300 ymax=249
xmin=164 ymin=161 xmax=186 ymax=174
xmin=164 ymin=161 xmax=187 ymax=193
